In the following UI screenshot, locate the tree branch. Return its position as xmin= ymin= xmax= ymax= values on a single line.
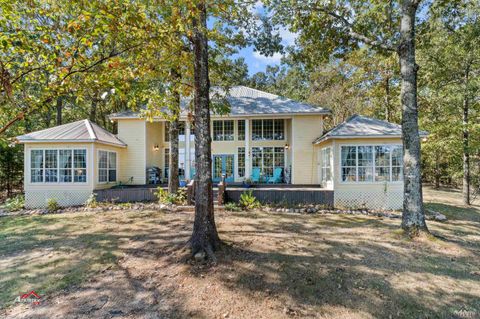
xmin=313 ymin=6 xmax=396 ymax=52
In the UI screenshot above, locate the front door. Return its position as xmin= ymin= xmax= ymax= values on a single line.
xmin=213 ymin=154 xmax=234 ymax=182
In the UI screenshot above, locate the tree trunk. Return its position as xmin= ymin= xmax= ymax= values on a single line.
xmin=56 ymin=97 xmax=63 ymax=125
xmin=168 ymin=116 xmax=180 ymax=195
xmin=190 ymin=1 xmax=221 ymax=258
xmin=462 ymin=68 xmax=470 ymax=205
xmin=90 ymin=99 xmax=97 ymax=122
xmin=398 ymin=0 xmax=429 ymax=236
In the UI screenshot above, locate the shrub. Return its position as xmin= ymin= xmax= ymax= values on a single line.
xmin=225 ymin=202 xmax=242 ymax=212
xmin=239 ymin=190 xmax=260 ymax=210
xmin=47 ymin=198 xmax=60 ymax=212
xmin=1 ymin=194 xmax=24 ymax=212
xmin=155 ymin=187 xmax=187 ymax=205
xmin=85 ymin=193 xmax=98 ymax=208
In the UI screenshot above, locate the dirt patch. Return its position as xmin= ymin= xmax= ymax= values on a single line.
xmin=1 ymin=189 xmax=480 ymax=318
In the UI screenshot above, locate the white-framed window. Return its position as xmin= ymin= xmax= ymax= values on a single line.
xmin=213 ymin=120 xmax=234 ymax=141
xmin=321 ymin=147 xmax=332 ymax=182
xmin=251 ymin=119 xmax=285 ymax=141
xmin=98 ymin=150 xmax=117 ymax=183
xmin=340 ymin=145 xmax=403 ymax=183
xmin=30 ymin=149 xmax=87 ymax=183
xmin=237 ymin=147 xmax=245 ymax=178
xmin=252 ymin=146 xmax=285 ymax=177
xmin=238 ymin=120 xmax=245 ymax=141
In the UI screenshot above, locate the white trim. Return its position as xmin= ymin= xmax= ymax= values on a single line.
xmin=315 ymin=133 xmax=427 ymax=144
xmin=84 ymin=119 xmax=96 ymax=139
xmin=28 ymin=147 xmax=89 ymax=185
xmin=97 ymin=149 xmax=118 ymax=184
xmin=17 ymin=139 xmax=127 ymax=148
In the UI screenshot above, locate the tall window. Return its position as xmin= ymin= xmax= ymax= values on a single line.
xmin=213 ymin=120 xmax=234 ymax=141
xmin=251 ymin=119 xmax=284 ymax=141
xmin=321 ymin=147 xmax=332 ymax=182
xmin=98 ymin=150 xmax=117 ymax=183
xmin=238 ymin=120 xmax=245 ymax=141
xmin=164 ymin=148 xmax=169 ymax=179
xmin=251 ymin=147 xmax=285 ymax=177
xmin=340 ymin=145 xmax=403 ymax=183
xmin=238 ymin=147 xmax=245 ymax=177
xmin=30 ymin=149 xmax=87 ymax=183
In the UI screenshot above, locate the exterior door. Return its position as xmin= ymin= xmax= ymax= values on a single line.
xmin=213 ymin=155 xmax=234 ymax=182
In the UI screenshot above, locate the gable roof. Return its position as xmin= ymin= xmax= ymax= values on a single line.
xmin=16 ymin=119 xmax=127 ymax=147
xmin=109 ymin=86 xmax=330 ymax=119
xmin=314 ymin=114 xmax=427 ymax=144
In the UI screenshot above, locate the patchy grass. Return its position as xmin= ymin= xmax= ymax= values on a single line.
xmin=1 ymin=188 xmax=479 ymax=319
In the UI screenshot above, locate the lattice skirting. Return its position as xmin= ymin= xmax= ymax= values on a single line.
xmin=334 ymin=188 xmax=403 ymax=210
xmin=25 ymin=190 xmax=93 ymax=208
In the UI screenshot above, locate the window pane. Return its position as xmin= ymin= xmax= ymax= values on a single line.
xmin=391 ymin=146 xmax=403 ymax=166
xmin=238 ymin=120 xmax=245 ymax=141
xmin=59 ymin=150 xmax=72 ymax=169
xmin=252 ymin=120 xmax=262 ymax=141
xmin=375 ymin=167 xmax=390 ymax=182
xmin=263 ymin=120 xmax=273 ymax=140
xmin=341 ymin=146 xmax=357 ymax=167
xmin=213 ymin=121 xmax=223 ymax=141
xmin=74 ymin=150 xmax=86 ymax=168
xmin=274 ymin=147 xmax=285 ymax=167
xmin=75 ymin=169 xmax=87 ymax=183
xmin=358 ymin=146 xmax=373 ymax=167
xmin=108 ymin=170 xmax=116 ymax=182
xmin=99 ymin=170 xmax=107 ymax=183
xmin=31 ymin=169 xmax=43 ymax=183
xmin=375 ymin=146 xmax=391 ymax=167
xmin=358 ymin=167 xmax=373 ymax=182
xmin=224 ymin=120 xmax=234 ymax=141
xmin=252 ymin=147 xmax=262 ymax=168
xmin=342 ymin=167 xmax=356 ymax=182
xmin=321 ymin=148 xmax=332 ymax=182
xmin=109 ymin=152 xmax=116 ymax=169
xmin=274 ymin=119 xmax=284 ymax=140
xmin=238 ymin=147 xmax=245 ymax=177
xmin=59 ymin=169 xmax=72 ymax=182
xmin=31 ymin=150 xmax=44 ymax=183
xmin=31 ymin=150 xmax=43 ymax=168
xmin=99 ymin=151 xmax=108 ymax=169
xmin=45 ymin=150 xmax=58 ymax=182
xmin=392 ymin=167 xmax=403 ymax=181
xmin=263 ymin=147 xmax=273 ymax=177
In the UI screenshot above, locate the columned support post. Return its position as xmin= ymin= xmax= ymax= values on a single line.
xmin=245 ymin=119 xmax=251 ymax=180
xmin=185 ymin=121 xmax=191 ymax=180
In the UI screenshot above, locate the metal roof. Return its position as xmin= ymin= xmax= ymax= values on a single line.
xmin=314 ymin=114 xmax=428 ymax=144
xmin=16 ymin=119 xmax=127 ymax=147
xmin=109 ymin=86 xmax=330 ymax=119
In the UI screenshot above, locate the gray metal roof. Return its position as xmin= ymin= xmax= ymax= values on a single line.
xmin=16 ymin=119 xmax=127 ymax=147
xmin=314 ymin=114 xmax=427 ymax=144
xmin=109 ymin=86 xmax=330 ymax=119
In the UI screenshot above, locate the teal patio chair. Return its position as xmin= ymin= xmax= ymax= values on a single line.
xmin=267 ymin=167 xmax=283 ymax=184
xmin=251 ymin=168 xmax=261 ymax=183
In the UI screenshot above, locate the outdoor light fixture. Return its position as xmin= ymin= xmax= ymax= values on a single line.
xmin=284 ymin=143 xmax=290 ymax=150
xmin=153 ymin=144 xmax=159 ymax=151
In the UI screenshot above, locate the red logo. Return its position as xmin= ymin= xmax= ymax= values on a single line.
xmin=15 ymin=291 xmax=41 ymax=305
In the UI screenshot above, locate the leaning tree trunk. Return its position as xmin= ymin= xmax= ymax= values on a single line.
xmin=399 ymin=0 xmax=429 ymax=236
xmin=190 ymin=0 xmax=220 ymax=258
xmin=168 ymin=116 xmax=180 ymax=194
xmin=462 ymin=68 xmax=470 ymax=205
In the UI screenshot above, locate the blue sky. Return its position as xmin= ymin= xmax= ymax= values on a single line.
xmin=234 ymin=26 xmax=296 ymax=75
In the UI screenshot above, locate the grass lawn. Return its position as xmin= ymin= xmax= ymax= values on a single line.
xmin=1 ymin=186 xmax=479 ymax=319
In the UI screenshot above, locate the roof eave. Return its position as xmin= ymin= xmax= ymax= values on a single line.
xmin=16 ymin=138 xmax=127 ymax=148
xmin=314 ymin=132 xmax=428 ymax=145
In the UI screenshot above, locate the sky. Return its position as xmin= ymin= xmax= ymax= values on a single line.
xmin=234 ymin=26 xmax=297 ymax=75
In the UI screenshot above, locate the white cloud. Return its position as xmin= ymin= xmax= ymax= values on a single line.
xmin=253 ymin=51 xmax=283 ymax=64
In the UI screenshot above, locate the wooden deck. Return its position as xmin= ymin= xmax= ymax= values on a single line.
xmin=94 ymin=184 xmax=334 ymax=207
